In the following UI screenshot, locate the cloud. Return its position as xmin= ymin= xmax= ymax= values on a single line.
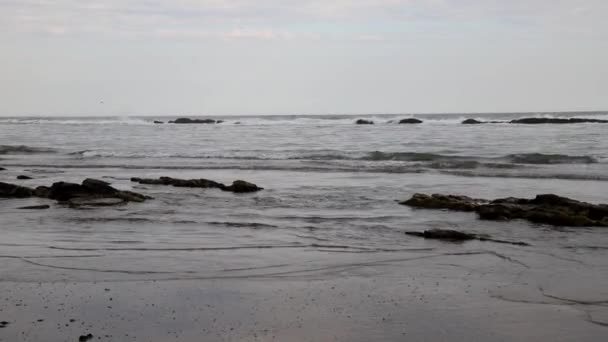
xmin=1 ymin=0 xmax=606 ymax=40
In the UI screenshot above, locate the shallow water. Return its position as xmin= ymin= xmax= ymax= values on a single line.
xmin=1 ymin=113 xmax=608 ymax=341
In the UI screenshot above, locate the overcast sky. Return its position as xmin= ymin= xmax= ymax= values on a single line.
xmin=1 ymin=0 xmax=607 ymax=116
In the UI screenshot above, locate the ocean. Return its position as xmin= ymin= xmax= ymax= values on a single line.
xmin=1 ymin=112 xmax=608 ymax=341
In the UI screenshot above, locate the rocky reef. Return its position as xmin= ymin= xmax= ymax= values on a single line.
xmin=1 ymin=178 xmax=149 ymax=208
xmin=355 ymin=119 xmax=374 ymax=125
xmin=401 ymin=193 xmax=608 ymax=227
xmin=131 ymin=177 xmax=263 ymax=193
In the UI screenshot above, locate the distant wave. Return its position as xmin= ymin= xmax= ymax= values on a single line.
xmin=1 ymin=112 xmax=607 ymax=126
xmin=4 ymin=162 xmax=607 ymax=182
xmin=69 ymin=149 xmax=600 ymax=166
xmin=0 ymin=145 xmax=56 ymax=155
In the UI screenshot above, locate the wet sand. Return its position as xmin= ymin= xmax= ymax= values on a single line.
xmin=2 ymin=246 xmax=607 ymax=342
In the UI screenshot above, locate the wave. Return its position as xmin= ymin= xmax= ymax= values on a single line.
xmin=2 ymin=112 xmax=607 ymax=126
xmin=4 ymin=162 xmax=608 ymax=181
xmin=67 ymin=149 xmax=600 ymax=166
xmin=0 ymin=145 xmax=57 ymax=155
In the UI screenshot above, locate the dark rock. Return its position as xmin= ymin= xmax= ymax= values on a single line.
xmin=169 ymin=118 xmax=217 ymax=124
xmin=34 ymin=186 xmax=50 ymax=198
xmin=355 ymin=119 xmax=374 ymax=125
xmin=224 ymin=180 xmax=263 ymax=193
xmin=131 ymin=176 xmax=263 ymax=193
xmin=47 ymin=179 xmax=148 ymax=205
xmin=462 ymin=119 xmax=484 ymax=124
xmin=0 ymin=167 xmax=6 ymax=171
xmin=79 ymin=334 xmax=94 ymax=342
xmin=406 ymin=229 xmax=477 ymax=241
xmin=405 ymin=229 xmax=530 ymax=246
xmin=400 ymin=193 xmax=487 ymax=212
xmin=17 ymin=204 xmax=50 ymax=210
xmin=17 ymin=175 xmax=33 ymax=180
xmin=398 ymin=118 xmax=423 ymax=124
xmin=68 ymin=197 xmax=125 ymax=208
xmin=153 ymin=120 xmax=164 ymax=124
xmin=0 ymin=182 xmax=34 ymax=198
xmin=81 ymin=178 xmax=118 ymax=195
xmin=47 ymin=182 xmax=89 ymax=201
xmin=401 ymin=193 xmax=608 ymax=227
xmin=510 ymin=117 xmax=608 ymax=124
xmin=131 ymin=177 xmax=224 ymax=189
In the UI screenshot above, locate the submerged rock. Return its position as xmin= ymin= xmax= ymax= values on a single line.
xmin=355 ymin=119 xmax=374 ymax=125
xmin=400 ymin=193 xmax=487 ymax=212
xmin=153 ymin=120 xmax=164 ymax=124
xmin=17 ymin=204 xmax=50 ymax=210
xmin=0 ymin=182 xmax=34 ymax=198
xmin=405 ymin=229 xmax=530 ymax=246
xmin=169 ymin=118 xmax=218 ymax=124
xmin=17 ymin=175 xmax=33 ymax=180
xmin=510 ymin=117 xmax=608 ymax=124
xmin=401 ymin=193 xmax=608 ymax=227
xmin=131 ymin=177 xmax=263 ymax=193
xmin=399 ymin=118 xmax=423 ymax=124
xmin=0 ymin=167 xmax=6 ymax=171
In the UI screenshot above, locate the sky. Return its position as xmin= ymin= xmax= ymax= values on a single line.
xmin=1 ymin=0 xmax=607 ymax=116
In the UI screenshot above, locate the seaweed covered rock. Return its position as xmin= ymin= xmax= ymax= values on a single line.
xmin=400 ymin=193 xmax=487 ymax=212
xmin=355 ymin=119 xmax=374 ymax=125
xmin=401 ymin=193 xmax=608 ymax=227
xmin=510 ymin=118 xmax=608 ymax=124
xmin=0 ymin=182 xmax=34 ymax=198
xmin=399 ymin=118 xmax=423 ymax=124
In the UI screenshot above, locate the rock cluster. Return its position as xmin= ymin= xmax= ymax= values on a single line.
xmin=401 ymin=193 xmax=608 ymax=227
xmin=510 ymin=118 xmax=608 ymax=124
xmin=1 ymin=178 xmax=149 ymax=208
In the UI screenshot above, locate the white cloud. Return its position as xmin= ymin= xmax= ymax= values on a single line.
xmin=0 ymin=0 xmax=607 ymax=40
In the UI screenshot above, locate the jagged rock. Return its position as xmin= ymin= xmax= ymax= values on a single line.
xmin=224 ymin=180 xmax=263 ymax=193
xmin=462 ymin=119 xmax=484 ymax=124
xmin=510 ymin=118 xmax=608 ymax=124
xmin=405 ymin=229 xmax=530 ymax=246
xmin=17 ymin=175 xmax=33 ymax=180
xmin=17 ymin=204 xmax=50 ymax=210
xmin=401 ymin=193 xmax=608 ymax=227
xmin=401 ymin=193 xmax=487 ymax=212
xmin=131 ymin=177 xmax=262 ymax=193
xmin=399 ymin=118 xmax=423 ymax=124
xmin=0 ymin=182 xmax=34 ymax=198
xmin=169 ymin=118 xmax=218 ymax=124
xmin=355 ymin=119 xmax=374 ymax=125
